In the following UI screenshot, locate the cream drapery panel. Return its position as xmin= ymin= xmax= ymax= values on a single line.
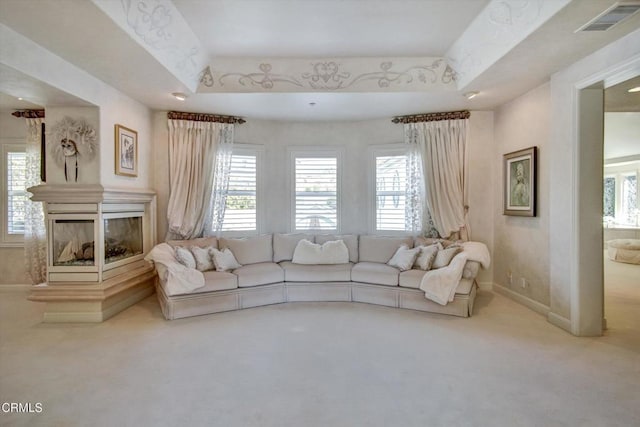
xmin=166 ymin=119 xmax=234 ymax=240
xmin=24 ymin=118 xmax=47 ymax=284
xmin=405 ymin=119 xmax=470 ymax=240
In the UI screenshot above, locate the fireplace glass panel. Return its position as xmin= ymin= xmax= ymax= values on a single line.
xmin=104 ymin=216 xmax=143 ymax=264
xmin=52 ymin=219 xmax=95 ymax=266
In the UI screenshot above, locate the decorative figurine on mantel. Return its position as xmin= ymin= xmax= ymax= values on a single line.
xmin=49 ymin=116 xmax=97 ymax=182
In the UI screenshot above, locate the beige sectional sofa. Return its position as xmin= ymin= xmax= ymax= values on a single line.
xmin=149 ymin=233 xmax=484 ymax=320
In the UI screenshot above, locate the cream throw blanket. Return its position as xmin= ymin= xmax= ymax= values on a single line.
xmin=419 ymin=241 xmax=490 ymax=305
xmin=145 ymin=243 xmax=205 ymax=296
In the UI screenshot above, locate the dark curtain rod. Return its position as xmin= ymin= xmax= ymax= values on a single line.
xmin=11 ymin=110 xmax=45 ymax=119
xmin=168 ymin=111 xmax=245 ymax=124
xmin=392 ymin=110 xmax=470 ymax=124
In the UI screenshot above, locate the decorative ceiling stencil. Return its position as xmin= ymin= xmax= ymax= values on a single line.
xmin=198 ymin=57 xmax=456 ymax=93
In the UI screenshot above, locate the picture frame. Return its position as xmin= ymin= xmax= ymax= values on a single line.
xmin=503 ymin=146 xmax=537 ymax=217
xmin=114 ymin=124 xmax=137 ymax=177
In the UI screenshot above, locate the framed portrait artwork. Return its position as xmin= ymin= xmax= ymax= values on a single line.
xmin=115 ymin=124 xmax=138 ymax=177
xmin=503 ymin=146 xmax=537 ymax=217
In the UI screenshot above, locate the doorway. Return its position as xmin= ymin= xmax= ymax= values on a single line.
xmin=602 ymin=76 xmax=640 ymax=342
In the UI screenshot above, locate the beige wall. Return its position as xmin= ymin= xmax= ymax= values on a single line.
xmin=493 ymin=83 xmax=551 ymax=306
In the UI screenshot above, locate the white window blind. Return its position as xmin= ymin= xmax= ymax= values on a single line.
xmin=375 ymin=154 xmax=407 ymax=231
xmin=222 ymin=154 xmax=257 ymax=231
xmin=294 ymin=156 xmax=337 ymax=231
xmin=6 ymin=150 xmax=27 ymax=235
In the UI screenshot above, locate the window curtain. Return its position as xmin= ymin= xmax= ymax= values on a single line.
xmin=404 ymin=119 xmax=470 ymax=240
xmin=166 ymin=119 xmax=234 ymax=240
xmin=24 ymin=118 xmax=47 ymax=284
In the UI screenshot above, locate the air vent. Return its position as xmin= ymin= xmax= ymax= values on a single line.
xmin=577 ymin=2 xmax=640 ymax=32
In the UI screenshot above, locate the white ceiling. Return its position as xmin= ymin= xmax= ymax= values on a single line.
xmin=0 ymin=0 xmax=639 ymax=121
xmin=174 ymin=0 xmax=489 ymax=57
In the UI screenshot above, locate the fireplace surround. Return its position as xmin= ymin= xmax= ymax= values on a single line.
xmin=28 ymin=184 xmax=157 ymax=322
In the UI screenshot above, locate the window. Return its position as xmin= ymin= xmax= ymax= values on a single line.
xmin=221 ymin=145 xmax=262 ymax=234
xmin=290 ymin=150 xmax=341 ymax=232
xmin=1 ymin=143 xmax=27 ymax=245
xmin=370 ymin=145 xmax=409 ymax=233
xmin=603 ymin=164 xmax=639 ymax=227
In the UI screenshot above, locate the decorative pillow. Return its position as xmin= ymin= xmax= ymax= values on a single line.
xmin=292 ymin=239 xmax=349 ymax=265
xmin=315 ymin=234 xmax=359 ymax=263
xmin=175 ymin=246 xmax=197 ymax=269
xmin=414 ymin=244 xmax=440 ymax=271
xmin=189 ymin=246 xmax=216 ymax=272
xmin=387 ymin=245 xmax=421 ymax=271
xmin=211 ymin=248 xmax=242 ymax=272
xmin=273 ymin=233 xmax=315 ymax=262
xmin=432 ymin=245 xmax=462 ymax=269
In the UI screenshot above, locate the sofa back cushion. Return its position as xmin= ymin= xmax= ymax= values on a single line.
xmin=219 ymin=234 xmax=273 ymax=265
xmin=359 ymin=235 xmax=414 ymax=263
xmin=166 ymin=236 xmax=218 ymax=249
xmin=315 ymin=234 xmax=359 ymax=263
xmin=273 ymin=233 xmax=315 ymax=262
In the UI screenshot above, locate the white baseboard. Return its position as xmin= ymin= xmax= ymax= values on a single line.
xmin=492 ymin=283 xmax=550 ymax=317
xmin=547 ymin=311 xmax=572 ymax=333
xmin=0 ymin=284 xmax=31 ymax=292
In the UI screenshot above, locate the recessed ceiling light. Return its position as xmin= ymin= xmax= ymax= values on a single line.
xmin=464 ymin=91 xmax=479 ymax=100
xmin=17 ymin=97 xmax=23 ymax=101
xmin=172 ymin=92 xmax=188 ymax=101
xmin=309 ymin=102 xmax=316 ymax=106
xmin=628 ymin=86 xmax=640 ymax=93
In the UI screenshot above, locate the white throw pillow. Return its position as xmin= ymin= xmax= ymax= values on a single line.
xmin=414 ymin=244 xmax=440 ymax=270
xmin=211 ymin=248 xmax=242 ymax=272
xmin=292 ymin=239 xmax=349 ymax=265
xmin=175 ymin=246 xmax=197 ymax=269
xmin=190 ymin=246 xmax=216 ymax=272
xmin=387 ymin=245 xmax=420 ymax=271
xmin=432 ymin=245 xmax=462 ymax=269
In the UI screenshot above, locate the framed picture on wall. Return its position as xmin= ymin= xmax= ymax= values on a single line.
xmin=115 ymin=124 xmax=137 ymax=177
xmin=504 ymin=146 xmax=537 ymax=217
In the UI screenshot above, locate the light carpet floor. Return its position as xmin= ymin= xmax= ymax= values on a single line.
xmin=1 ymin=283 xmax=639 ymax=427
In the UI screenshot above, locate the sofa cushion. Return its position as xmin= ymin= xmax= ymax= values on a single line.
xmin=399 ymin=270 xmax=475 ymax=295
xmin=201 ymin=271 xmax=239 ymax=292
xmin=280 ymin=261 xmax=353 ymax=282
xmin=233 ymin=262 xmax=284 ymax=288
xmin=359 ymin=235 xmax=414 ymax=263
xmin=273 ymin=233 xmax=315 ymax=262
xmin=315 ymin=234 xmax=359 ymax=263
xmin=166 ymin=236 xmax=218 ymax=249
xmin=399 ymin=269 xmax=427 ymax=289
xmin=351 ymin=262 xmax=399 ymax=286
xmin=220 ymin=234 xmax=273 ymax=265
xmin=292 ymin=239 xmax=349 ymax=264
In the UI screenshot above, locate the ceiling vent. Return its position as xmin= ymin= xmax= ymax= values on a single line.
xmin=577 ymin=2 xmax=640 ymax=32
